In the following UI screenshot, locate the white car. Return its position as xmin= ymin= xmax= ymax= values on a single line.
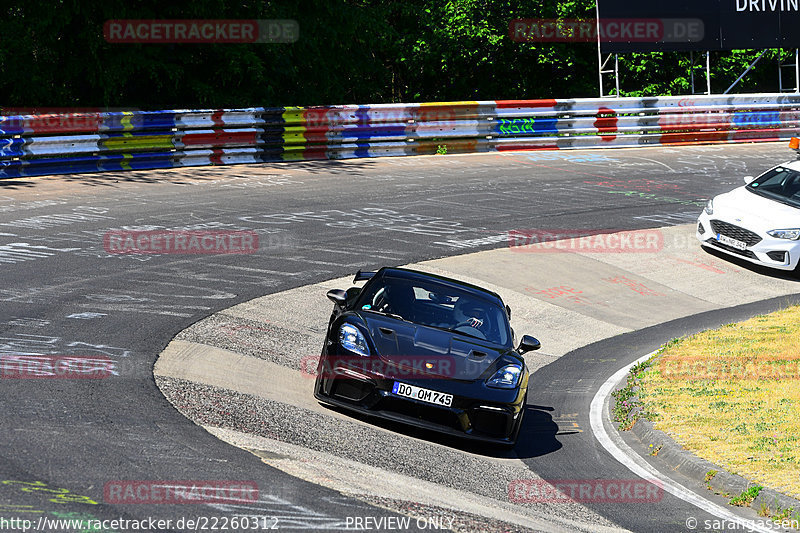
xmin=697 ymin=156 xmax=800 ymax=272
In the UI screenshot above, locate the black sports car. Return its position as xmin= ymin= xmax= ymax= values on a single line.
xmin=314 ymin=267 xmax=541 ymax=446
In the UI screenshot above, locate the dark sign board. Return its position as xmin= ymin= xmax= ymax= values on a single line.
xmin=597 ymin=0 xmax=800 ymax=52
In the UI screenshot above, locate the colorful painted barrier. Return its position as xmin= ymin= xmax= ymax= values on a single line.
xmin=2 ymin=93 xmax=800 ymax=178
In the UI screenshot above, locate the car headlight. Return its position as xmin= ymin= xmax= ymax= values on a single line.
xmin=704 ymin=199 xmax=714 ymax=215
xmin=767 ymin=228 xmax=800 ymax=240
xmin=339 ymin=323 xmax=369 ymax=356
xmin=486 ymin=364 xmax=522 ymax=389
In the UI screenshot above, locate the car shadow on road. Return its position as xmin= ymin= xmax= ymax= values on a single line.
xmin=509 ymin=405 xmax=563 ymax=459
xmin=459 ymin=404 xmax=564 ymax=459
xmin=440 ymin=404 xmax=563 ymax=459
xmin=319 ymin=401 xmax=563 ymax=459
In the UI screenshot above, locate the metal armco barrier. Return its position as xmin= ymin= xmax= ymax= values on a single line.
xmin=2 ymin=94 xmax=800 ymax=178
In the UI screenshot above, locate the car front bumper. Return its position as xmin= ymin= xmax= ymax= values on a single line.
xmin=696 ymin=212 xmax=800 ymax=271
xmin=313 ymin=353 xmax=527 ymax=445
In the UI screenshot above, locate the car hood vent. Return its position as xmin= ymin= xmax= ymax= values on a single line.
xmin=361 ymin=313 xmax=505 ymax=380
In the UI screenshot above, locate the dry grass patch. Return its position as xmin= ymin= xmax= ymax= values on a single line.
xmin=638 ymin=305 xmax=800 ymax=500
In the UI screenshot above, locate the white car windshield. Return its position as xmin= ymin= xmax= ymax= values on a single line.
xmin=747 ymin=166 xmax=800 ymax=208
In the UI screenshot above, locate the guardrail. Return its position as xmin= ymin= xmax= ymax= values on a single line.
xmin=2 ymin=93 xmax=800 ymax=178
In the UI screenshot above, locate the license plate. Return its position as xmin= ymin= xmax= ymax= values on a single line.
xmin=391 ymin=382 xmax=453 ymax=407
xmin=717 ymin=233 xmax=747 ymax=250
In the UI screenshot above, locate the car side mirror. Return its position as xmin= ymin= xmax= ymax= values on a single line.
xmin=743 ymin=175 xmax=755 ymax=184
xmin=517 ymin=335 xmax=541 ymax=354
xmin=506 ymin=304 xmax=512 ymax=320
xmin=326 ymin=289 xmax=347 ymax=306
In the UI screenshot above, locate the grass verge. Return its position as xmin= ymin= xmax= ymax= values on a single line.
xmin=633 ymin=304 xmax=800 ymax=501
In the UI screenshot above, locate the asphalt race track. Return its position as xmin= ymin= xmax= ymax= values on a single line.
xmin=1 ymin=144 xmax=798 ymax=532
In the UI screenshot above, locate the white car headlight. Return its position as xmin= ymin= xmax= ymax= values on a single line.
xmin=767 ymin=228 xmax=800 ymax=240
xmin=339 ymin=324 xmax=369 ymax=356
xmin=486 ymin=364 xmax=522 ymax=389
xmin=704 ymin=199 xmax=714 ymax=215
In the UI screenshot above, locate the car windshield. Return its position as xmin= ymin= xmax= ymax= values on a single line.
xmin=746 ymin=166 xmax=800 ymax=208
xmin=355 ymin=276 xmax=511 ymax=346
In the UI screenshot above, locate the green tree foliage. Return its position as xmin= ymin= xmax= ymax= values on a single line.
xmin=0 ymin=0 xmax=792 ymax=108
xmin=615 ymin=50 xmax=786 ymax=97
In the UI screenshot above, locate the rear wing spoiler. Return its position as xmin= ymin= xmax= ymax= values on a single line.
xmin=353 ymin=270 xmax=377 ymax=282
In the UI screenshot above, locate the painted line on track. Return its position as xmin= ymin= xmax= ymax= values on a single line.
xmin=589 ymin=350 xmax=777 ymax=533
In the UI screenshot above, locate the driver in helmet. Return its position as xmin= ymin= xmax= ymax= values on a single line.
xmin=380 ymin=283 xmax=416 ymax=320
